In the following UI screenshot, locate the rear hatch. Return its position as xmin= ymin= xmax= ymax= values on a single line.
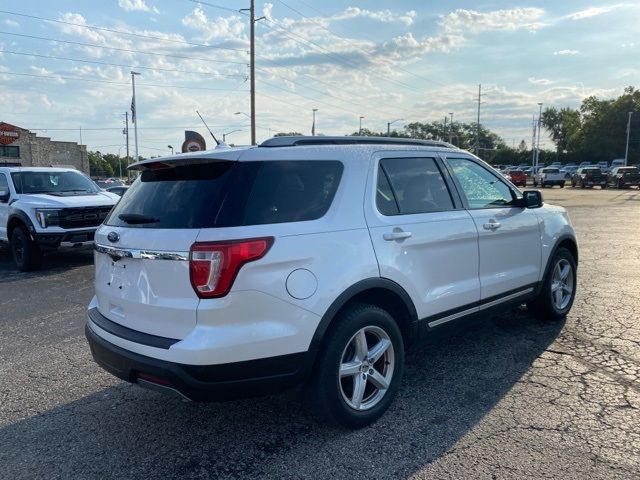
xmin=94 ymin=159 xmax=238 ymax=340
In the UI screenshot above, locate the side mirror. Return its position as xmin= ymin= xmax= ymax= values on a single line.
xmin=0 ymin=188 xmax=9 ymax=203
xmin=522 ymin=190 xmax=543 ymax=209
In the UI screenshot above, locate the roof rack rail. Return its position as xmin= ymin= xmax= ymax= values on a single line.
xmin=259 ymin=136 xmax=456 ymax=148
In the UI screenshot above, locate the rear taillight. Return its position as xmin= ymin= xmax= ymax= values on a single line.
xmin=189 ymin=237 xmax=273 ymax=298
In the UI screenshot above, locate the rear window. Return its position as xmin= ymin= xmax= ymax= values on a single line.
xmin=583 ymin=168 xmax=600 ymax=174
xmin=544 ymin=168 xmax=560 ymax=173
xmin=105 ymin=160 xmax=343 ymax=229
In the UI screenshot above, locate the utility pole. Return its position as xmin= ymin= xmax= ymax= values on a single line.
xmin=359 ymin=116 xmax=364 ymax=135
xmin=449 ymin=112 xmax=453 ymax=143
xmin=124 ymin=111 xmax=129 ymax=179
xmin=475 ymin=84 xmax=481 ymax=155
xmin=249 ymin=0 xmax=256 ymax=145
xmin=131 ymin=71 xmax=141 ymax=160
xmin=536 ymin=102 xmax=543 ymax=168
xmin=312 ymin=108 xmax=318 ymax=136
xmin=531 ymin=115 xmax=536 ymax=168
xmin=443 ymin=116 xmax=447 ymax=141
xmin=624 ymin=112 xmax=632 ymax=166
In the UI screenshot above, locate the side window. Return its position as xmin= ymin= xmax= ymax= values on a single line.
xmin=447 ymin=158 xmax=515 ymax=209
xmin=0 ymin=173 xmax=8 ymax=190
xmin=376 ymin=157 xmax=454 ymax=215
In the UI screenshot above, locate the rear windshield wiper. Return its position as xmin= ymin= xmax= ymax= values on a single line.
xmin=118 ymin=213 xmax=160 ymax=224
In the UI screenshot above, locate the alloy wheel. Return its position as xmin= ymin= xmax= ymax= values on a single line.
xmin=338 ymin=326 xmax=395 ymax=411
xmin=551 ymin=258 xmax=574 ymax=310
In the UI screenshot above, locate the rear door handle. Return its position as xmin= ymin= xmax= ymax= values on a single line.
xmin=383 ymin=230 xmax=412 ymax=241
xmin=483 ymin=220 xmax=501 ymax=231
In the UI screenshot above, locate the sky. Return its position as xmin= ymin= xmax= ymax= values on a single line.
xmin=1 ymin=0 xmax=638 ymax=156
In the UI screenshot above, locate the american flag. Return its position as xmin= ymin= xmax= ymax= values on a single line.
xmin=131 ymin=96 xmax=136 ymax=124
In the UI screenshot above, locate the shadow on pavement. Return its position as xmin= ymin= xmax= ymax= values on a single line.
xmin=0 ymin=244 xmax=93 ymax=283
xmin=0 ymin=309 xmax=563 ymax=479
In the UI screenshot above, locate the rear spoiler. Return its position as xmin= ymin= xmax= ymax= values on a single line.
xmin=128 ymin=147 xmax=249 ymax=170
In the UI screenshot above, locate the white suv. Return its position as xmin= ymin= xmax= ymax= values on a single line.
xmin=85 ymin=137 xmax=578 ymax=428
xmin=0 ymin=166 xmax=118 ymax=271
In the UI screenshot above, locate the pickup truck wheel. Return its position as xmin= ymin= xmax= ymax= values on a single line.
xmin=601 ymin=183 xmax=607 ymax=189
xmin=560 ymin=182 xmax=565 ymax=188
xmin=571 ymin=180 xmax=576 ymax=187
xmin=308 ymin=303 xmax=404 ymax=429
xmin=528 ymin=247 xmax=576 ymax=321
xmin=10 ymin=226 xmax=42 ymax=272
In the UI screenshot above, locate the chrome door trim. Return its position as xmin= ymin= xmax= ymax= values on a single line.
xmin=427 ymin=287 xmax=534 ymax=328
xmin=95 ymin=243 xmax=189 ymax=261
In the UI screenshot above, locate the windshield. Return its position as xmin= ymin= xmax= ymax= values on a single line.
xmin=583 ymin=168 xmax=600 ymax=174
xmin=11 ymin=170 xmax=99 ymax=194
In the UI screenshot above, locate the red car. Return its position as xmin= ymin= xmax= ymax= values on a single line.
xmin=506 ymin=169 xmax=527 ymax=187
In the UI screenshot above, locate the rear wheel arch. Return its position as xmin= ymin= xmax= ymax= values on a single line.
xmin=308 ymin=279 xmax=418 ymax=367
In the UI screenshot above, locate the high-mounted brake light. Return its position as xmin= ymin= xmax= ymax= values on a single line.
xmin=189 ymin=237 xmax=274 ymax=298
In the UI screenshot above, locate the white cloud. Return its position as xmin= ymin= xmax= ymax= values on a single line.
xmin=181 ymin=7 xmax=246 ymax=43
xmin=332 ymin=7 xmax=417 ymax=26
xmin=567 ymin=6 xmax=616 ymax=20
xmin=554 ymin=49 xmax=579 ymax=56
xmin=3 ymin=19 xmax=19 ymax=28
xmin=118 ymin=0 xmax=159 ymax=14
xmin=528 ymin=77 xmax=553 ymax=85
xmin=440 ymin=8 xmax=546 ymax=33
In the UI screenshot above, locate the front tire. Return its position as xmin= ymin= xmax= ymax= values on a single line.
xmin=528 ymin=247 xmax=577 ymax=321
xmin=10 ymin=226 xmax=42 ymax=272
xmin=308 ymin=303 xmax=404 ymax=429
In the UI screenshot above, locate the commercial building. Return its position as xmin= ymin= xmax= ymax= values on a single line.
xmin=0 ymin=122 xmax=88 ymax=173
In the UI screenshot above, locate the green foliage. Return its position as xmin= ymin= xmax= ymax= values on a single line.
xmin=274 ymin=132 xmax=303 ymax=137
xmin=541 ymin=86 xmax=640 ymax=164
xmin=88 ymin=151 xmax=133 ymax=178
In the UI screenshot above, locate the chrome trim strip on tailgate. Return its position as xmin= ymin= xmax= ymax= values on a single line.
xmin=95 ymin=244 xmax=189 ymax=261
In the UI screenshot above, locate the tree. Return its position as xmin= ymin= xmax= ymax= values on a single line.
xmin=541 ymin=107 xmax=581 ymax=154
xmin=274 ymin=132 xmax=303 ymax=137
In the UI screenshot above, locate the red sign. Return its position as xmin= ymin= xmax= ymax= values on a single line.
xmin=0 ymin=123 xmax=19 ymax=145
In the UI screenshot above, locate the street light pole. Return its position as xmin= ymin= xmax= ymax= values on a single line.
xmin=312 ymin=108 xmax=318 ymax=136
xmin=168 ymin=145 xmax=174 ymax=155
xmin=359 ymin=116 xmax=364 ymax=135
xmin=387 ymin=119 xmax=403 ymax=137
xmin=449 ymin=112 xmax=453 ymax=143
xmin=624 ymin=112 xmax=632 ymax=166
xmin=131 ymin=71 xmax=141 ymax=160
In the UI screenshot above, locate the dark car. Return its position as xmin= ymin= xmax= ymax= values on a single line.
xmin=106 ymin=185 xmax=129 ymax=196
xmin=571 ymin=167 xmax=607 ymax=189
xmin=505 ymin=169 xmax=527 ymax=187
xmin=607 ymin=166 xmax=640 ymax=189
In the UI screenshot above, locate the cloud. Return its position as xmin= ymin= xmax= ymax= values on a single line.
xmin=332 ymin=7 xmax=417 ymax=26
xmin=567 ymin=6 xmax=617 ymax=20
xmin=528 ymin=77 xmax=553 ymax=85
xmin=3 ymin=19 xmax=19 ymax=28
xmin=181 ymin=7 xmax=246 ymax=44
xmin=117 ymin=0 xmax=159 ymax=14
xmin=554 ymin=49 xmax=579 ymax=56
xmin=440 ymin=8 xmax=546 ymax=33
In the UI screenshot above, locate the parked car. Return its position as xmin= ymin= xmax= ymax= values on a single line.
xmin=505 ymin=169 xmax=527 ymax=187
xmin=578 ymin=162 xmax=592 ymax=168
xmin=610 ymin=159 xmax=626 ymax=171
xmin=85 ymin=136 xmax=578 ymax=428
xmin=571 ymin=167 xmax=607 ymax=189
xmin=0 ymin=166 xmax=119 ymax=270
xmin=106 ymin=185 xmax=129 ymax=196
xmin=607 ymin=166 xmax=640 ymax=188
xmin=533 ymin=167 xmax=566 ymax=188
xmin=562 ymin=166 xmax=579 ymax=179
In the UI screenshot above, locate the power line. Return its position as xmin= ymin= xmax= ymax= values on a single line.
xmin=0 ymin=49 xmax=248 ymax=79
xmin=0 ymin=9 xmax=247 ymax=53
xmin=0 ymin=31 xmax=248 ymax=65
xmin=2 ymin=71 xmax=249 ymax=92
xmin=187 ymin=0 xmax=242 ymax=14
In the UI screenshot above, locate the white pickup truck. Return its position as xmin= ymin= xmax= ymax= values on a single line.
xmin=533 ymin=167 xmax=566 ymax=188
xmin=0 ymin=165 xmax=119 ymax=271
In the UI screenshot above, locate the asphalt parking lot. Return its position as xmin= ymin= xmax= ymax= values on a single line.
xmin=1 ymin=187 xmax=639 ymax=479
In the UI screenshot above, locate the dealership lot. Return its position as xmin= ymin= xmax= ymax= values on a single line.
xmin=0 ymin=188 xmax=638 ymax=479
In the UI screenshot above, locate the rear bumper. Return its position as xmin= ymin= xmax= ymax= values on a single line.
xmin=85 ymin=321 xmax=312 ymax=402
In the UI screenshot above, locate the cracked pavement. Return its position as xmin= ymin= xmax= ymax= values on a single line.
xmin=0 ymin=188 xmax=638 ymax=479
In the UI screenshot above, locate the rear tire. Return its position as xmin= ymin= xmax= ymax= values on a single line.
xmin=307 ymin=303 xmax=404 ymax=429
xmin=528 ymin=247 xmax=576 ymax=321
xmin=10 ymin=226 xmax=42 ymax=272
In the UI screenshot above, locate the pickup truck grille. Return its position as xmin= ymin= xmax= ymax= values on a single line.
xmin=59 ymin=206 xmax=113 ymax=229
